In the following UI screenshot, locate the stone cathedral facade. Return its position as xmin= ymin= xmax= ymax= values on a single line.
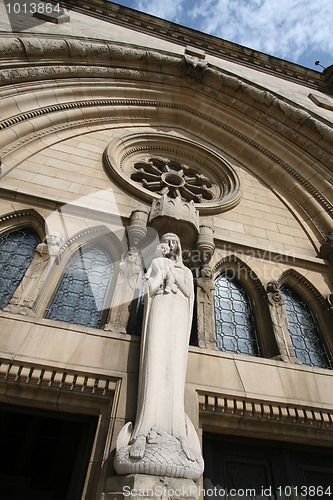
xmin=0 ymin=1 xmax=332 ymax=499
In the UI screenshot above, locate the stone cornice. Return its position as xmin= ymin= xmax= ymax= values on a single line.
xmin=0 ymin=36 xmax=331 ymax=152
xmin=0 ymin=357 xmax=117 ymax=396
xmin=199 ymin=392 xmax=333 ymax=434
xmin=59 ymin=0 xmax=323 ymax=90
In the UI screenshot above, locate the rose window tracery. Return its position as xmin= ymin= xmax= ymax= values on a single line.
xmin=103 ymin=132 xmax=242 ymax=214
xmin=131 ymin=158 xmax=215 ymax=203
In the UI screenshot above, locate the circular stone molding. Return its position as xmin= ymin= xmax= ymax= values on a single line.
xmin=103 ymin=132 xmax=242 ymax=214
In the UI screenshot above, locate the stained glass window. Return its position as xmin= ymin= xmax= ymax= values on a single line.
xmin=280 ymin=286 xmax=331 ymax=369
xmin=214 ymin=273 xmax=260 ymax=356
xmin=0 ymin=229 xmax=40 ymax=309
xmin=45 ymin=246 xmax=113 ymax=329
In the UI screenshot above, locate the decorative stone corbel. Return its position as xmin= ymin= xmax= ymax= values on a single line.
xmin=148 ymin=194 xmax=199 ymax=250
xmin=127 ymin=209 xmax=149 ymax=248
xmin=195 ymin=224 xmax=215 ymax=264
xmin=266 ymin=280 xmax=301 ymax=364
xmin=183 ymin=46 xmax=208 ymax=82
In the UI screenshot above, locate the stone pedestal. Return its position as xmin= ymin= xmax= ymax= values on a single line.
xmin=104 ymin=474 xmax=199 ymax=500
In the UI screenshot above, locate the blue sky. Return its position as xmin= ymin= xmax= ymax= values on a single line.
xmin=110 ymin=0 xmax=332 ymax=71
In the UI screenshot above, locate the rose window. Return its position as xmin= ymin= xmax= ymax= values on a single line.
xmin=103 ymin=132 xmax=242 ymax=214
xmin=131 ymin=158 xmax=214 ymax=203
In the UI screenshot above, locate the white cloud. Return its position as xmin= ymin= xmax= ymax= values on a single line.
xmin=126 ymin=0 xmax=333 ymax=67
xmin=136 ymin=0 xmax=184 ymax=23
xmin=189 ymin=0 xmax=333 ymax=63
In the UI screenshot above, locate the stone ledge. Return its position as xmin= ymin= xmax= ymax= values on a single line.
xmin=199 ymin=392 xmax=333 ymax=429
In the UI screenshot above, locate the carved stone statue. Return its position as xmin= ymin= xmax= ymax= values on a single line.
xmin=196 ymin=265 xmax=218 ymax=350
xmin=114 ymin=233 xmax=204 ymax=481
xmin=4 ymin=231 xmax=63 ymax=315
xmin=104 ymin=248 xmax=143 ymax=333
xmin=266 ymin=280 xmax=301 ymax=364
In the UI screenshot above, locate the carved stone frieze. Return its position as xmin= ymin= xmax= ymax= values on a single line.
xmin=149 ymin=195 xmax=199 ymax=226
xmin=0 ymin=35 xmax=331 ymax=150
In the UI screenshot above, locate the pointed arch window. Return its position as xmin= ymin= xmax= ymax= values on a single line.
xmin=214 ymin=273 xmax=260 ymax=356
xmin=45 ymin=246 xmax=113 ymax=329
xmin=0 ymin=229 xmax=40 ymax=309
xmin=280 ymin=286 xmax=331 ymax=369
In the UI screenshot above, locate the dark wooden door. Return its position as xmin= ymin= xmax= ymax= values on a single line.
xmin=203 ymin=433 xmax=333 ymax=499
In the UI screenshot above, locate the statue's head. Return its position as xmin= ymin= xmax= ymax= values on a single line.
xmin=126 ymin=248 xmax=139 ymax=263
xmin=267 ymin=279 xmax=280 ymax=294
xmin=160 ymin=233 xmax=182 ymax=262
xmin=45 ymin=231 xmax=62 ymax=247
xmin=156 ymin=243 xmax=170 ymax=257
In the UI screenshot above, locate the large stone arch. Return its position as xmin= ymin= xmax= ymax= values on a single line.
xmin=1 ymin=35 xmax=332 ymax=247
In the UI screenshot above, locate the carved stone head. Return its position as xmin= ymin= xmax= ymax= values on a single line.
xmin=45 ymin=231 xmax=63 ymax=248
xmin=201 ymin=265 xmax=213 ymax=281
xmin=160 ymin=233 xmax=182 ymax=262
